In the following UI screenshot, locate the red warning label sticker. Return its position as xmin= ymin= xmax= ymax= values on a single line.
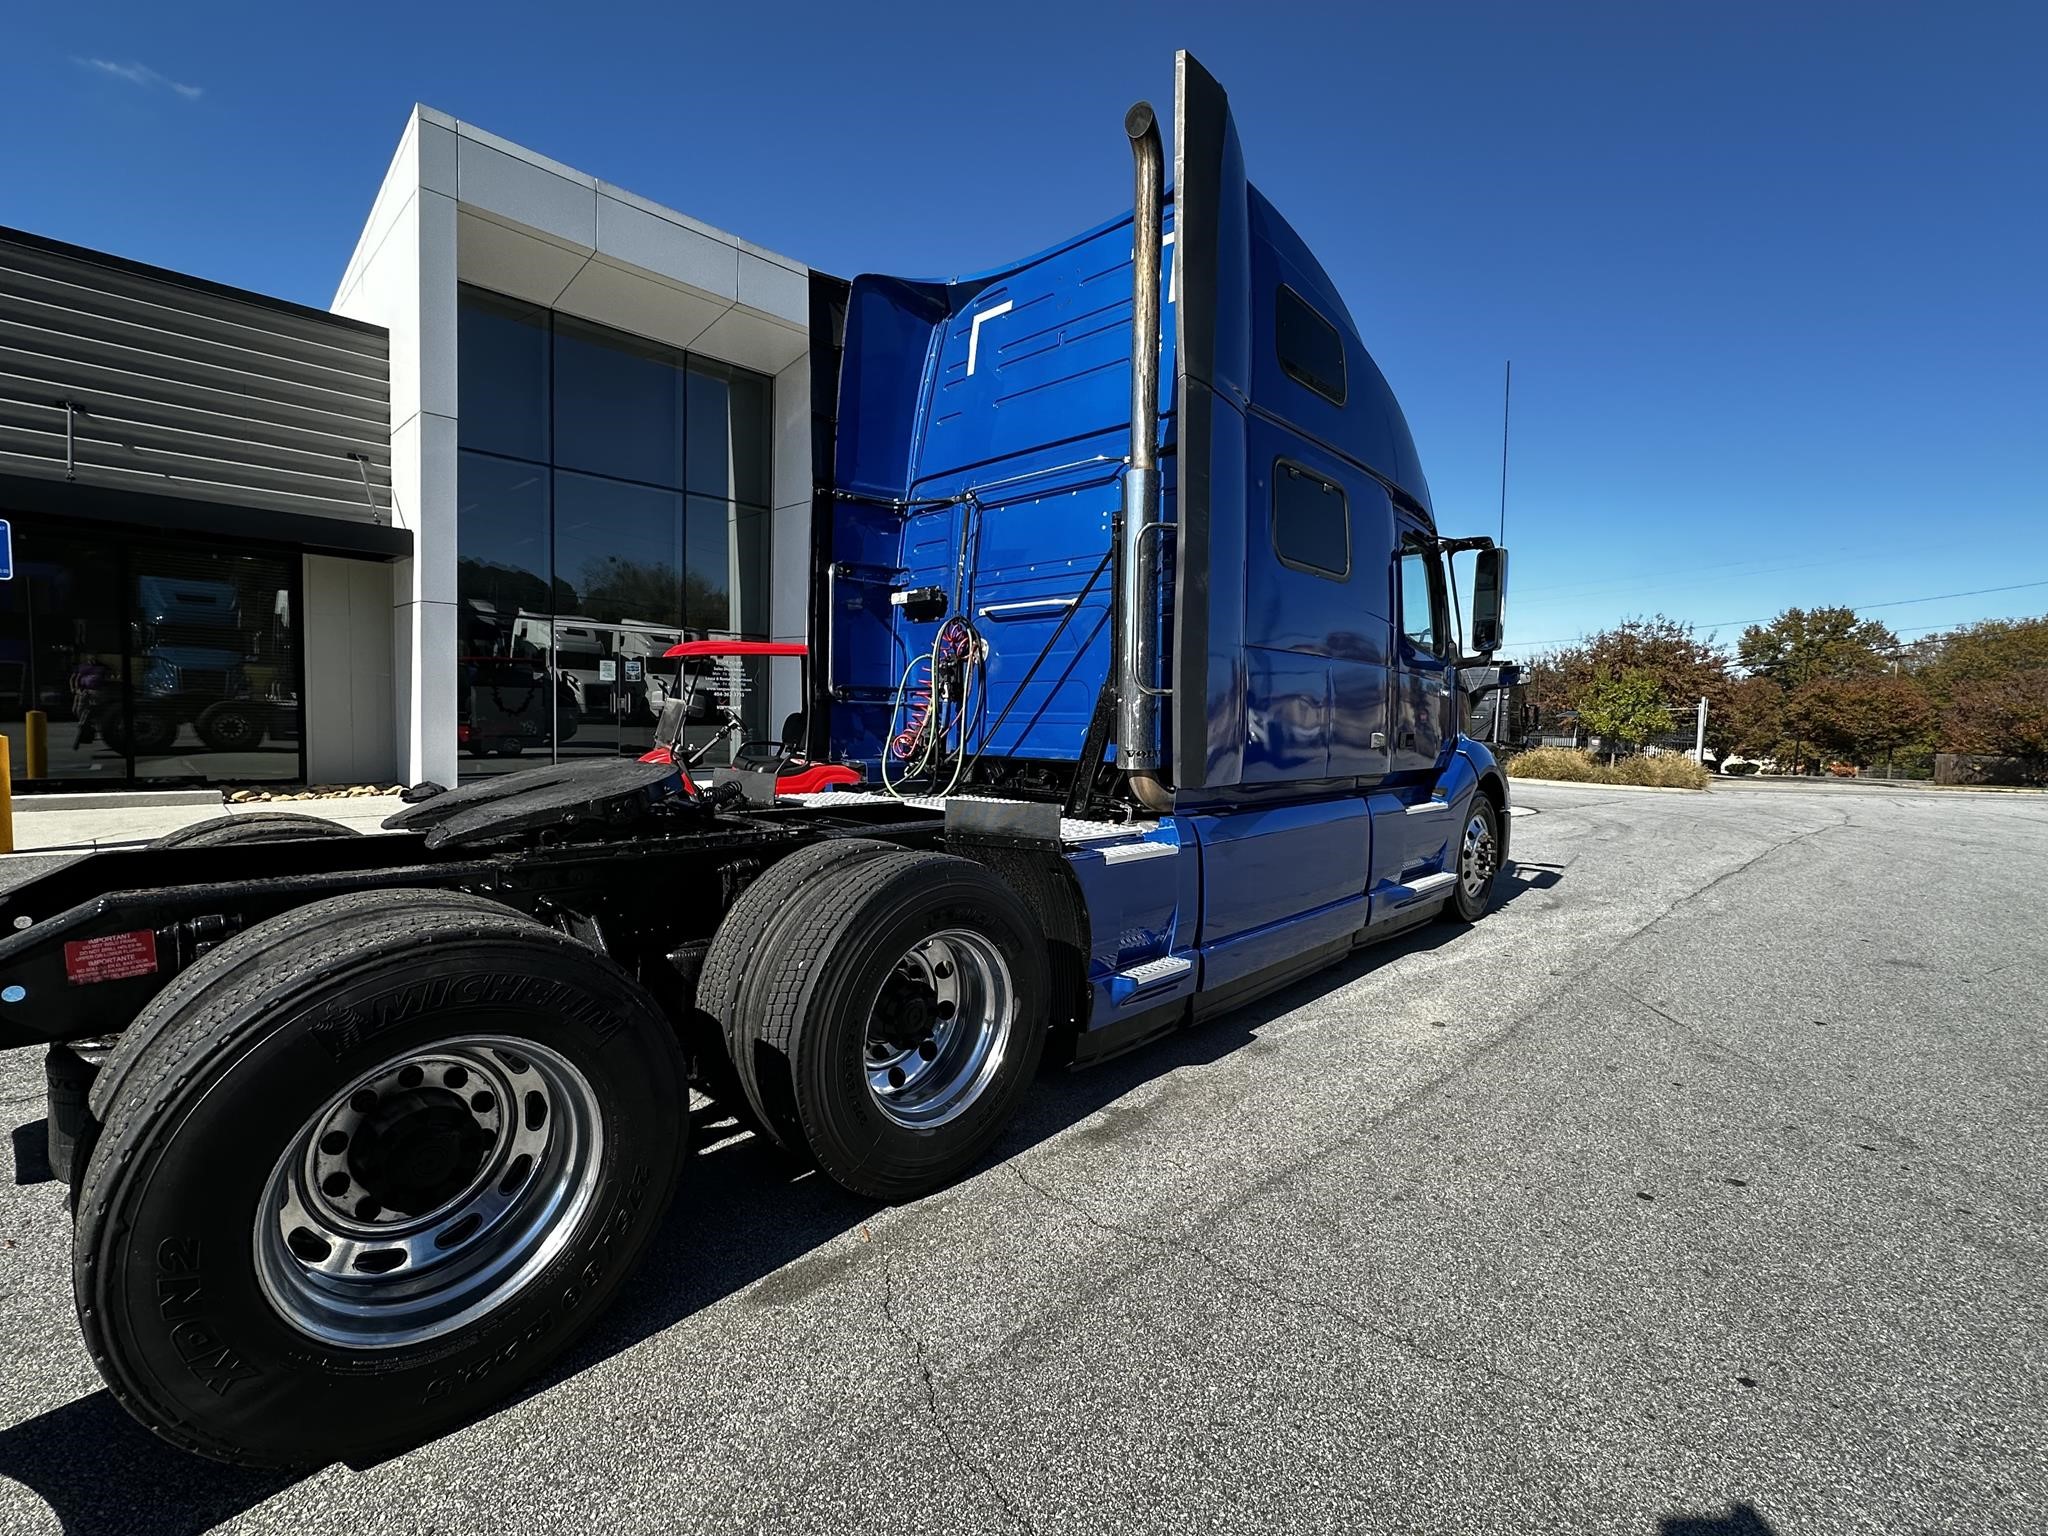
xmin=63 ymin=930 xmax=159 ymax=985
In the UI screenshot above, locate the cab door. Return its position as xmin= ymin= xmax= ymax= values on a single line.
xmin=1392 ymin=527 xmax=1451 ymax=779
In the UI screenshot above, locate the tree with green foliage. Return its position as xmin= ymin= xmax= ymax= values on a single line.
xmin=1526 ymin=615 xmax=1730 ymax=747
xmin=1916 ymin=616 xmax=2048 ymax=699
xmin=1573 ymin=668 xmax=1674 ymax=761
xmin=1736 ymin=606 xmax=1897 ymax=688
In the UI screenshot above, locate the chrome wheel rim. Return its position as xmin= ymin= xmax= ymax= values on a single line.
xmin=863 ymin=929 xmax=1015 ymax=1130
xmin=1460 ymin=811 xmax=1498 ymax=903
xmin=253 ymin=1036 xmax=603 ymax=1350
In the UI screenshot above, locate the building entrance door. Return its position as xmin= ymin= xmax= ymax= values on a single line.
xmin=552 ymin=619 xmax=682 ymax=762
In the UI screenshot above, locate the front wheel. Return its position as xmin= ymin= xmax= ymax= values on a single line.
xmin=1447 ymin=795 xmax=1501 ymax=922
xmin=194 ymin=701 xmax=266 ymax=752
xmin=73 ymin=891 xmax=688 ymax=1468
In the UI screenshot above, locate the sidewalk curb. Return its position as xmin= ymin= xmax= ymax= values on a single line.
xmin=1508 ymin=777 xmax=1708 ymax=794
xmin=15 ymin=788 xmax=220 ymax=813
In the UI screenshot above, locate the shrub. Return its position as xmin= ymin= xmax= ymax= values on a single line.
xmin=1505 ymin=746 xmax=1603 ymax=782
xmin=1506 ymin=746 xmax=1709 ymax=789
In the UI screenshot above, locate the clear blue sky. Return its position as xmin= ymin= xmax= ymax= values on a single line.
xmin=5 ymin=1 xmax=2042 ymax=658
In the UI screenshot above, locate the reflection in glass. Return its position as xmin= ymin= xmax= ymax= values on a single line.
xmin=555 ymin=317 xmax=682 ymax=489
xmin=554 ymin=471 xmax=683 ymax=628
xmin=0 ymin=529 xmax=126 ymax=782
xmin=457 ymin=452 xmax=551 ymax=611
xmin=686 ymin=360 xmax=771 ymax=506
xmin=457 ymin=288 xmax=550 ymax=461
xmin=125 ymin=546 xmax=300 ymax=782
xmin=454 ymin=285 xmax=778 ymax=780
xmin=458 ymin=616 xmax=568 ymax=772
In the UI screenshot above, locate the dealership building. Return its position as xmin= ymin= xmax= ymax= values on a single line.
xmin=0 ymin=105 xmax=819 ymax=791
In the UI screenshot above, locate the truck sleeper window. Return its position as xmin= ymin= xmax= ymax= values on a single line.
xmin=1272 ymin=461 xmax=1349 ymax=579
xmin=1276 ymin=285 xmax=1346 ymax=405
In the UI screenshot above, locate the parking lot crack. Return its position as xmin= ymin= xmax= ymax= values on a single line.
xmin=1612 ymin=986 xmax=1773 ymax=1077
xmin=1009 ymin=1163 xmax=1542 ymax=1396
xmin=1621 ymin=807 xmax=1853 ymax=942
xmin=879 ymin=1245 xmax=1038 ymax=1535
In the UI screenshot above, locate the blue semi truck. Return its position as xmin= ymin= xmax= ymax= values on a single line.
xmin=0 ymin=53 xmax=1511 ymax=1465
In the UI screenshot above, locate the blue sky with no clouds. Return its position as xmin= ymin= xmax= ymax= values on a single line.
xmin=3 ymin=1 xmax=2042 ymax=658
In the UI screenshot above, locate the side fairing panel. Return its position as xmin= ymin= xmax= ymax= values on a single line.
xmin=1189 ymin=797 xmax=1370 ymax=987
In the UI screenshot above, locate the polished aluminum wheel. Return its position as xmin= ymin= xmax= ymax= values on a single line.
xmin=1460 ymin=809 xmax=1499 ymax=904
xmin=863 ymin=929 xmax=1016 ymax=1130
xmin=253 ymin=1036 xmax=602 ymax=1349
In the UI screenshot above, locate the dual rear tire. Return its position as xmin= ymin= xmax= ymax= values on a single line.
xmin=73 ymin=889 xmax=687 ymax=1468
xmin=706 ymin=842 xmax=1050 ymax=1201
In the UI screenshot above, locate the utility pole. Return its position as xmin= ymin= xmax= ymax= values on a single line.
xmin=1694 ymin=695 xmax=1708 ymax=765
xmin=1884 ymin=652 xmax=1900 ymax=780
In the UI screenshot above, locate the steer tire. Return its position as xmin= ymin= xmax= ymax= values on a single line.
xmin=73 ymin=890 xmax=688 ymax=1469
xmin=152 ymin=812 xmax=360 ymax=850
xmin=735 ymin=851 xmax=1049 ymax=1202
xmin=1446 ymin=794 xmax=1501 ymax=923
xmin=701 ymin=837 xmax=897 ymax=1148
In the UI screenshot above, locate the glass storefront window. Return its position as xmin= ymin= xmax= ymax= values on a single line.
xmin=454 ymin=284 xmax=777 ymax=780
xmin=457 ymin=290 xmax=550 ymax=462
xmin=684 ymin=499 xmax=771 ymax=635
xmin=0 ymin=527 xmax=302 ymax=786
xmin=554 ymin=471 xmax=684 ymax=628
xmin=554 ymin=317 xmax=683 ymax=490
xmin=685 ymin=360 xmax=771 ymax=506
xmin=457 ymin=453 xmax=551 ymax=614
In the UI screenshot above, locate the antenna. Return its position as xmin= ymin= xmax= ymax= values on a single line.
xmin=1497 ymin=359 xmax=1512 ymax=545
xmin=1492 ymin=359 xmax=1512 ymax=745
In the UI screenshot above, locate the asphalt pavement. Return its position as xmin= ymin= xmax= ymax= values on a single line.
xmin=0 ymin=781 xmax=2041 ymax=1534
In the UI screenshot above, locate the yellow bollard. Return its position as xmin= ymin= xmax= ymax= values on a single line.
xmin=0 ymin=734 xmax=12 ymax=854
xmin=24 ymin=709 xmax=46 ymax=780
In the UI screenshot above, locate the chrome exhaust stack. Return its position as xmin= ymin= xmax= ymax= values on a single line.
xmin=1120 ymin=100 xmax=1171 ymax=810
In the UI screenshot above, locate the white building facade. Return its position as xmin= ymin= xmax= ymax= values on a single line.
xmin=331 ymin=106 xmax=816 ymax=789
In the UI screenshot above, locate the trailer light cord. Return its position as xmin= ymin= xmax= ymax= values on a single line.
xmin=882 ymin=616 xmax=982 ymax=800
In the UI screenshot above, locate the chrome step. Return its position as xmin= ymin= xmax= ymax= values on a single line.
xmin=1115 ymin=954 xmax=1193 ymax=991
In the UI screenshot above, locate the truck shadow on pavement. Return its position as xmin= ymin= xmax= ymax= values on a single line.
xmin=0 ymin=863 xmax=1562 ymax=1534
xmin=0 ymin=1392 xmax=299 ymax=1536
xmin=1661 ymin=1502 xmax=1780 ymax=1534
